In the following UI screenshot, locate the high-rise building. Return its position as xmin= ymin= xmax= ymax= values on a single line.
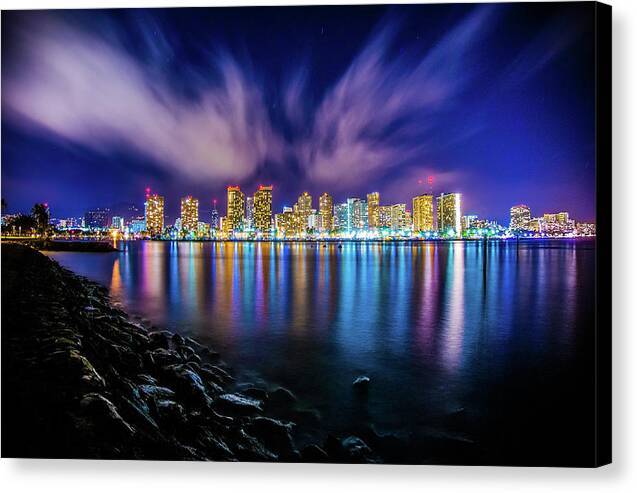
xmin=210 ymin=202 xmax=220 ymax=230
xmin=308 ymin=210 xmax=320 ymax=231
xmin=378 ymin=205 xmax=392 ymax=228
xmin=246 ymin=196 xmax=255 ymax=229
xmin=84 ymin=208 xmax=110 ymax=230
xmin=111 ymin=216 xmax=125 ymax=231
xmin=437 ymin=193 xmax=461 ymax=237
xmin=334 ymin=203 xmax=349 ymax=232
xmin=350 ymin=198 xmax=368 ymax=231
xmin=541 ymin=211 xmax=575 ymax=235
xmin=367 ymin=192 xmax=380 ymax=229
xmin=510 ymin=204 xmax=532 ymax=230
xmin=412 ymin=194 xmax=434 ymax=232
xmin=405 ymin=210 xmax=413 ymax=232
xmin=180 ymin=196 xmax=199 ymax=233
xmin=390 ymin=204 xmax=407 ymax=231
xmin=145 ymin=194 xmax=164 ymax=236
xmin=275 ymin=206 xmax=300 ymax=237
xmin=226 ymin=186 xmax=245 ymax=232
xmin=253 ymin=185 xmax=273 ymax=233
xmin=461 ymin=215 xmax=478 ymax=231
xmin=319 ymin=192 xmax=334 ymax=232
xmin=296 ymin=192 xmax=312 ymax=233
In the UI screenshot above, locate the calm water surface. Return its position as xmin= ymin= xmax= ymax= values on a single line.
xmin=48 ymin=239 xmax=596 ymax=464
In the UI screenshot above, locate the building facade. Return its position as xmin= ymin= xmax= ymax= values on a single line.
xmin=319 ymin=192 xmax=333 ymax=232
xmin=334 ymin=203 xmax=349 ymax=233
xmin=412 ymin=194 xmax=434 ymax=232
xmin=226 ymin=186 xmax=245 ymax=233
xmin=510 ymin=204 xmax=532 ymax=230
xmin=180 ymin=196 xmax=199 ymax=233
xmin=367 ymin=192 xmax=380 ymax=229
xmin=437 ymin=193 xmax=461 ymax=237
xmin=390 ymin=204 xmax=407 ymax=231
xmin=246 ymin=196 xmax=255 ymax=229
xmin=253 ymin=185 xmax=273 ymax=233
xmin=378 ymin=205 xmax=392 ymax=228
xmin=348 ymin=198 xmax=368 ymax=231
xmin=295 ymin=192 xmax=312 ymax=233
xmin=144 ymin=195 xmax=164 ymax=236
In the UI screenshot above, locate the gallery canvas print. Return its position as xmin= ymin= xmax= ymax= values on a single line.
xmin=1 ymin=2 xmax=611 ymax=466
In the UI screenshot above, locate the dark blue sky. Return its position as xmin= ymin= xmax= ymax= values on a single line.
xmin=1 ymin=3 xmax=596 ymax=224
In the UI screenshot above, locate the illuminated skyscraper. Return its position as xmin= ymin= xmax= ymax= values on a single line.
xmin=437 ymin=193 xmax=462 ymax=237
xmin=275 ymin=206 xmax=300 ymax=237
xmin=226 ymin=186 xmax=245 ymax=232
xmin=180 ymin=196 xmax=199 ymax=233
xmin=253 ymin=185 xmax=273 ymax=233
xmin=334 ymin=203 xmax=349 ymax=232
xmin=319 ymin=192 xmax=334 ymax=232
xmin=405 ymin=210 xmax=413 ymax=232
xmin=210 ymin=201 xmax=220 ymax=230
xmin=349 ymin=198 xmax=368 ymax=231
xmin=412 ymin=194 xmax=434 ymax=232
xmin=246 ymin=196 xmax=255 ymax=229
xmin=510 ymin=204 xmax=531 ymax=230
xmin=144 ymin=194 xmax=164 ymax=236
xmin=367 ymin=192 xmax=380 ymax=229
xmin=296 ymin=192 xmax=312 ymax=233
xmin=378 ymin=205 xmax=392 ymax=228
xmin=390 ymin=204 xmax=407 ymax=231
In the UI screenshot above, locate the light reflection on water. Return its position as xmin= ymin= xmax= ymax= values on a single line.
xmin=48 ymin=239 xmax=595 ymax=459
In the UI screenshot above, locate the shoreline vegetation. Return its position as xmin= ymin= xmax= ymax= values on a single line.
xmin=5 ymin=242 xmax=483 ymax=463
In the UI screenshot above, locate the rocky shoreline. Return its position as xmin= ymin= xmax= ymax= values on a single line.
xmin=2 ymin=243 xmax=408 ymax=462
xmin=23 ymin=239 xmax=119 ymax=252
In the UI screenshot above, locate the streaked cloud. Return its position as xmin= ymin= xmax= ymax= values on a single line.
xmin=3 ymin=7 xmax=496 ymax=188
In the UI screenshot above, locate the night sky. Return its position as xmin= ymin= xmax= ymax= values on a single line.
xmin=1 ymin=3 xmax=596 ymax=224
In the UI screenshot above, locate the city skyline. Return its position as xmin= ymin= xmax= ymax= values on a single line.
xmin=20 ymin=184 xmax=590 ymax=240
xmin=1 ymin=4 xmax=596 ymax=225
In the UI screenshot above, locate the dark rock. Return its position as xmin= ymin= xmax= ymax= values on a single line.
xmin=79 ymin=393 xmax=135 ymax=438
xmin=241 ymin=387 xmax=269 ymax=401
xmin=215 ymin=393 xmax=263 ymax=415
xmin=202 ymin=364 xmax=233 ymax=383
xmin=172 ymin=333 xmax=184 ymax=346
xmin=269 ymin=387 xmax=297 ymax=407
xmin=245 ymin=417 xmax=296 ymax=458
xmin=47 ymin=349 xmax=106 ymax=389
xmin=148 ymin=331 xmax=171 ymax=350
xmin=231 ymin=429 xmax=278 ymax=462
xmin=154 ymin=399 xmax=186 ymax=428
xmin=301 ymin=444 xmax=329 ymax=463
xmin=147 ymin=348 xmax=183 ymax=368
xmin=353 ymin=375 xmax=370 ymax=390
xmin=160 ymin=364 xmax=211 ymax=407
xmin=341 ymin=436 xmax=378 ymax=463
xmin=139 ymin=384 xmax=176 ymax=401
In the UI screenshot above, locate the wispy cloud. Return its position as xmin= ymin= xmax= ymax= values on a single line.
xmin=294 ymin=7 xmax=495 ymax=191
xmin=2 ymin=16 xmax=284 ymax=183
xmin=3 ymin=7 xmax=496 ymax=187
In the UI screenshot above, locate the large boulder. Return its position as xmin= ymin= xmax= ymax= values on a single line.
xmin=244 ymin=417 xmax=296 ymax=459
xmin=159 ymin=364 xmax=211 ymax=407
